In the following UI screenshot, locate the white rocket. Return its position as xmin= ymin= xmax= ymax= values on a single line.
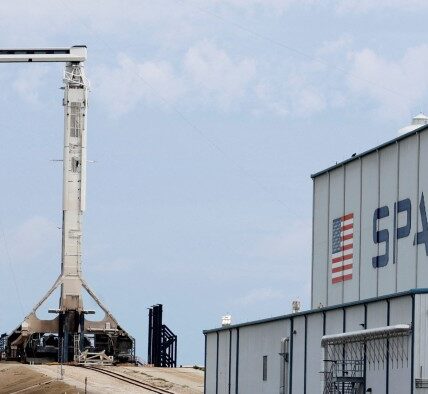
xmin=0 ymin=47 xmax=133 ymax=362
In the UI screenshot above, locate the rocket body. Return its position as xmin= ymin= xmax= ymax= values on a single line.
xmin=60 ymin=62 xmax=88 ymax=312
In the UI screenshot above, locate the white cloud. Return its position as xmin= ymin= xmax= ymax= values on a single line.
xmin=255 ymin=72 xmax=327 ymax=117
xmin=0 ymin=1 xmax=292 ymax=51
xmin=12 ymin=67 xmax=49 ymax=106
xmin=336 ymin=0 xmax=428 ymax=13
xmin=208 ymin=0 xmax=311 ymax=12
xmin=254 ymin=81 xmax=289 ymax=116
xmin=184 ymin=41 xmax=256 ymax=109
xmin=214 ymin=0 xmax=289 ymax=6
xmin=0 ymin=1 xmax=422 ymax=51
xmin=289 ymin=74 xmax=327 ymax=115
xmin=3 ymin=0 xmax=425 ymax=122
xmin=0 ymin=216 xmax=58 ymax=264
xmin=316 ymin=36 xmax=353 ymax=57
xmin=211 ymin=0 xmax=322 ymax=16
xmin=93 ymin=42 xmax=256 ymax=115
xmin=347 ymin=45 xmax=428 ymax=119
xmin=93 ymin=54 xmax=185 ymax=116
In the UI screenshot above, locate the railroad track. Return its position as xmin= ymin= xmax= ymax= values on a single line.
xmin=82 ymin=365 xmax=175 ymax=394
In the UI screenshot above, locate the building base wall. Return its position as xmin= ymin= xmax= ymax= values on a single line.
xmin=204 ymin=290 xmax=428 ymax=394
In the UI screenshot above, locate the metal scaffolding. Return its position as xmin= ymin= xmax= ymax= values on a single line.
xmin=148 ymin=304 xmax=177 ymax=367
xmin=322 ymin=324 xmax=412 ymax=393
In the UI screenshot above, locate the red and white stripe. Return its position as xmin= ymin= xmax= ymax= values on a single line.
xmin=332 ymin=213 xmax=353 ymax=284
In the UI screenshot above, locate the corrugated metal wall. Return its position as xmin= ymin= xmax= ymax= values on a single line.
xmin=414 ymin=293 xmax=428 ymax=393
xmin=312 ymin=132 xmax=428 ymax=308
xmin=205 ymin=293 xmax=416 ymax=394
xmin=238 ymin=320 xmax=289 ymax=394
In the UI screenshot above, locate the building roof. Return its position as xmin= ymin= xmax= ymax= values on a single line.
xmin=203 ymin=288 xmax=428 ymax=334
xmin=311 ymin=122 xmax=428 ymax=179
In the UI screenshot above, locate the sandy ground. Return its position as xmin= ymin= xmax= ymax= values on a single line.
xmin=0 ymin=363 xmax=204 ymax=394
xmin=118 ymin=366 xmax=204 ymax=393
xmin=0 ymin=363 xmax=79 ymax=394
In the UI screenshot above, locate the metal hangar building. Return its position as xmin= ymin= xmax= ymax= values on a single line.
xmin=204 ymin=118 xmax=428 ymax=393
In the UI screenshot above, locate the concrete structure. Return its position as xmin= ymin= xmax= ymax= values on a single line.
xmin=204 ymin=122 xmax=428 ymax=393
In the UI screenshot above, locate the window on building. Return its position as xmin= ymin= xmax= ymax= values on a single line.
xmin=263 ymin=355 xmax=268 ymax=381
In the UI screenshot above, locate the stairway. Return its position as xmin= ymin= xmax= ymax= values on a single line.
xmin=323 ymin=360 xmax=365 ymax=393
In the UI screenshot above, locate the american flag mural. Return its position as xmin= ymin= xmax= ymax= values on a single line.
xmin=331 ymin=213 xmax=354 ymax=284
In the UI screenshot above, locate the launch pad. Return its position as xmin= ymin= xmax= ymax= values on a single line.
xmin=0 ymin=46 xmax=134 ymax=363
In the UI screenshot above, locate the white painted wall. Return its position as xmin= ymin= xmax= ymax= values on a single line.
xmin=312 ymin=130 xmax=428 ymax=308
xmin=205 ymin=294 xmax=415 ymax=394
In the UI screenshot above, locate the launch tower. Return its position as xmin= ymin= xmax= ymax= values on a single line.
xmin=0 ymin=46 xmax=134 ymax=363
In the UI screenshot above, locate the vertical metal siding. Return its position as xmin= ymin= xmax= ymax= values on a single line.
xmin=344 ymin=159 xmax=362 ymax=303
xmin=365 ymin=301 xmax=387 ymax=394
xmin=303 ymin=316 xmax=307 ymax=394
xmin=386 ymin=300 xmax=390 ymax=394
xmin=397 ymin=136 xmax=418 ymax=291
xmin=378 ymin=145 xmax=398 ymax=296
xmin=312 ymin=174 xmax=330 ymax=308
xmin=344 ymin=305 xmax=365 ymax=331
xmin=328 ymin=167 xmax=345 ymax=306
xmin=360 ymin=152 xmax=379 ymax=300
xmin=235 ymin=328 xmax=239 ymax=394
xmin=237 ymin=320 xmax=289 ymax=394
xmin=206 ymin=332 xmax=218 ymax=394
xmin=417 ymin=133 xmax=428 ymax=288
xmin=305 ymin=313 xmax=324 ymax=392
xmin=229 ymin=330 xmax=237 ymax=394
xmin=217 ymin=331 xmax=230 ymax=393
xmin=414 ymin=294 xmax=428 ymax=392
xmin=411 ymin=295 xmax=415 ymax=394
xmin=228 ymin=330 xmax=232 ymax=394
xmin=344 ymin=304 xmax=365 ymax=384
xmin=291 ymin=316 xmax=305 ymax=394
xmin=216 ymin=332 xmax=219 ymax=394
xmin=204 ymin=335 xmax=207 ymax=394
xmin=325 ymin=309 xmax=343 ymax=335
xmin=289 ymin=318 xmax=294 ymax=394
xmin=311 ymin=174 xmax=316 ymax=309
xmin=389 ymin=297 xmax=412 ymax=392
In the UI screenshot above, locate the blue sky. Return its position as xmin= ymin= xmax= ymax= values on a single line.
xmin=0 ymin=0 xmax=428 ymax=364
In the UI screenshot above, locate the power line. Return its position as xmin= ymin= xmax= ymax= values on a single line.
xmin=58 ymin=0 xmax=292 ymax=210
xmin=175 ymin=0 xmax=410 ymax=109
